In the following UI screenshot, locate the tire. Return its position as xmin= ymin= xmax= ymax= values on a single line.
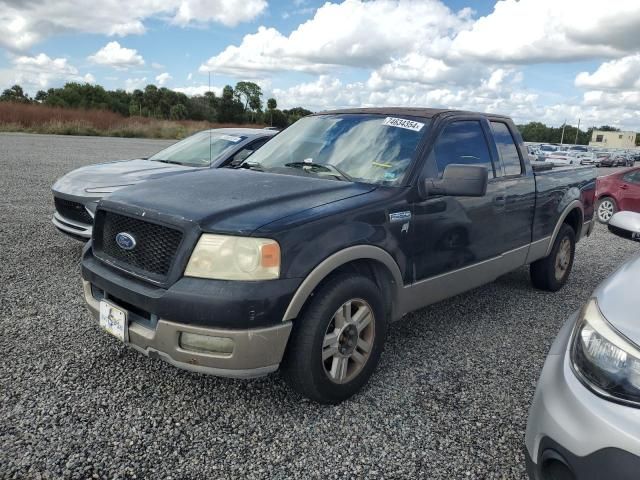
xmin=281 ymin=273 xmax=387 ymax=404
xmin=530 ymin=224 xmax=576 ymax=292
xmin=596 ymin=196 xmax=617 ymax=224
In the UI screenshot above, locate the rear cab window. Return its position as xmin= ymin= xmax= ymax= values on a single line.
xmin=490 ymin=121 xmax=523 ymax=176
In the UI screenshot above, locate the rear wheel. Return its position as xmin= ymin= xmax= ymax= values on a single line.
xmin=281 ymin=273 xmax=387 ymax=404
xmin=596 ymin=197 xmax=617 ymax=224
xmin=530 ymin=224 xmax=576 ymax=292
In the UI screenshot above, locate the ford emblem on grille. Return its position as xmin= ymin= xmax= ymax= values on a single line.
xmin=115 ymin=232 xmax=136 ymax=251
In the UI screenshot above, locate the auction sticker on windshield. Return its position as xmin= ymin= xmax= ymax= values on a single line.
xmin=99 ymin=301 xmax=127 ymax=342
xmin=382 ymin=117 xmax=424 ymax=132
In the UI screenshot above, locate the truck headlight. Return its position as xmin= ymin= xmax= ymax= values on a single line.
xmin=571 ymin=298 xmax=640 ymax=406
xmin=184 ymin=234 xmax=280 ymax=280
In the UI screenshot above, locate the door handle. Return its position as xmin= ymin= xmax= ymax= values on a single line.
xmin=620 ymin=184 xmax=629 ymax=190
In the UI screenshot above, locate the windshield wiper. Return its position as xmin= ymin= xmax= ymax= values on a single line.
xmin=153 ymin=159 xmax=184 ymax=165
xmin=284 ymin=162 xmax=353 ymax=182
xmin=236 ymin=161 xmax=264 ymax=172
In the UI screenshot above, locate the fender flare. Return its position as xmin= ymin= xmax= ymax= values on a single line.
xmin=545 ymin=200 xmax=584 ymax=257
xmin=282 ymin=245 xmax=404 ymax=322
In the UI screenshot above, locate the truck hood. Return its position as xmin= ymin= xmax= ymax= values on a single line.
xmin=52 ymin=159 xmax=197 ymax=196
xmin=102 ymin=168 xmax=376 ymax=235
xmin=594 ymin=252 xmax=640 ymax=344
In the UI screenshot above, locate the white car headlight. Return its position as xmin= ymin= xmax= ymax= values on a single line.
xmin=185 ymin=234 xmax=280 ymax=280
xmin=571 ymin=298 xmax=640 ymax=406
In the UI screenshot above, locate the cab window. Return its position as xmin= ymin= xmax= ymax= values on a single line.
xmin=490 ymin=121 xmax=523 ymax=176
xmin=428 ymin=120 xmax=494 ymax=178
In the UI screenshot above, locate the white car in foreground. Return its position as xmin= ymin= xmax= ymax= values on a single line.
xmin=525 ymin=211 xmax=640 ymax=479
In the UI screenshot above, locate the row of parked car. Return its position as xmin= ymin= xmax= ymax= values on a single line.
xmin=526 ymin=142 xmax=639 ymax=167
xmin=50 ymin=109 xmax=640 ymax=479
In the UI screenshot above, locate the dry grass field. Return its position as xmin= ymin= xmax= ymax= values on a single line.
xmin=0 ymin=102 xmax=264 ymax=139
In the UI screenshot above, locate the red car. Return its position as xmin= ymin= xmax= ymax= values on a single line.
xmin=596 ymin=167 xmax=640 ymax=223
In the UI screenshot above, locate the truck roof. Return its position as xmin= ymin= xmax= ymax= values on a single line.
xmin=315 ymin=107 xmax=512 ymax=121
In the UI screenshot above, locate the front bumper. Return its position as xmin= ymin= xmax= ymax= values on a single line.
xmin=83 ymin=280 xmax=292 ymax=378
xmin=51 ymin=190 xmax=98 ymax=240
xmin=52 ymin=211 xmax=92 ymax=239
xmin=525 ymin=313 xmax=640 ymax=479
xmin=81 ymin=246 xmax=300 ymax=330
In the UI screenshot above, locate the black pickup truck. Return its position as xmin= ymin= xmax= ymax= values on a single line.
xmin=81 ymin=108 xmax=596 ymax=403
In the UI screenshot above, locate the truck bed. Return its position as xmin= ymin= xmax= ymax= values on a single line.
xmin=532 ymin=164 xmax=596 ymax=242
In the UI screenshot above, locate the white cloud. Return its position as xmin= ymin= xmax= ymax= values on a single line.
xmin=173 ymin=85 xmax=223 ymax=96
xmin=155 ymin=72 xmax=172 ymax=86
xmin=200 ymin=0 xmax=472 ymax=76
xmin=575 ymin=54 xmax=640 ymax=91
xmin=0 ymin=0 xmax=267 ymax=51
xmin=88 ymin=41 xmax=144 ymax=70
xmin=272 ymin=70 xmax=640 ymax=131
xmin=583 ymin=90 xmax=640 ymax=110
xmin=273 ymin=71 xmax=532 ymax=115
xmin=12 ymin=53 xmax=78 ymax=76
xmin=450 ymin=0 xmax=640 ymax=63
xmin=200 ymin=0 xmax=640 ymax=83
xmin=200 ymin=26 xmax=321 ymax=77
xmin=199 ymin=0 xmax=640 ymax=131
xmin=124 ymin=77 xmax=147 ymax=92
xmin=0 ymin=53 xmax=88 ymax=90
xmin=172 ymin=0 xmax=267 ymax=27
xmin=83 ymin=73 xmax=96 ymax=83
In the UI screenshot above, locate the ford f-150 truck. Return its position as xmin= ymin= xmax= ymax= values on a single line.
xmin=80 ymin=108 xmax=596 ymax=403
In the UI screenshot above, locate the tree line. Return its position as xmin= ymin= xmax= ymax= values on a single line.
xmin=2 ymin=82 xmax=637 ymax=143
xmin=0 ymin=82 xmax=312 ymax=128
xmin=517 ymin=121 xmax=639 ymax=146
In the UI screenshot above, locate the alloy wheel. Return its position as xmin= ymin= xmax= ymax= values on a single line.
xmin=322 ymin=299 xmax=375 ymax=384
xmin=598 ymin=200 xmax=615 ymax=223
xmin=554 ymin=237 xmax=572 ymax=281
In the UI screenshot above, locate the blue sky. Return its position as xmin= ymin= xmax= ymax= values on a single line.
xmin=0 ymin=0 xmax=638 ymax=129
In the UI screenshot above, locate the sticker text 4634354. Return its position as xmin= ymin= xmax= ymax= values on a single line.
xmin=382 ymin=117 xmax=425 ymax=132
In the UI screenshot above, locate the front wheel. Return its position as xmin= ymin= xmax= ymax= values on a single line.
xmin=281 ymin=273 xmax=387 ymax=404
xmin=596 ymin=197 xmax=617 ymax=223
xmin=530 ymin=224 xmax=576 ymax=292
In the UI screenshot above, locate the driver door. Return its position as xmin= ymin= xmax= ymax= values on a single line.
xmin=411 ymin=118 xmax=505 ymax=281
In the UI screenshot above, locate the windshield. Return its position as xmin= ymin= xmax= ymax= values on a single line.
xmin=243 ymin=114 xmax=429 ymax=185
xmin=148 ymin=131 xmax=246 ymax=167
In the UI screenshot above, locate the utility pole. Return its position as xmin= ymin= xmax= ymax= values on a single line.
xmin=574 ymin=118 xmax=580 ymax=145
xmin=560 ymin=120 xmax=566 ymax=145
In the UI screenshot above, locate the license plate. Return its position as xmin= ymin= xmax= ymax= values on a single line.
xmin=99 ymin=301 xmax=127 ymax=342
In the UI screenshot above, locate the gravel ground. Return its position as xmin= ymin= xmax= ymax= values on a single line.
xmin=1 ymin=132 xmax=638 ymax=479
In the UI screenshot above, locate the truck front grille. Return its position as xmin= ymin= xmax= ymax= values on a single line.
xmin=94 ymin=211 xmax=183 ymax=280
xmin=54 ymin=197 xmax=93 ymax=225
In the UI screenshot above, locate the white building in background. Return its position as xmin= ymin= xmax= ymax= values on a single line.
xmin=589 ymin=130 xmax=637 ymax=149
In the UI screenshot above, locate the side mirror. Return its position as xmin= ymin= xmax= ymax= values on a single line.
xmin=608 ymin=211 xmax=640 ymax=242
xmin=424 ymin=164 xmax=488 ymax=197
